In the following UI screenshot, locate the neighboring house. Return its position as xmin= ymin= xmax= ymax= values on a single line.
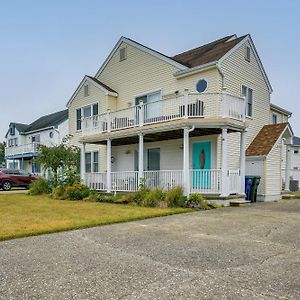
xmin=67 ymin=34 xmax=294 ymax=202
xmin=5 ymin=110 xmax=68 ymax=174
xmin=288 ymin=136 xmax=300 ymax=183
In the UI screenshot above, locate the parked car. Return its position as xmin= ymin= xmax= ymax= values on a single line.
xmin=0 ymin=169 xmax=39 ymax=191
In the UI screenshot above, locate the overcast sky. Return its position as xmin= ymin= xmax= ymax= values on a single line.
xmin=0 ymin=0 xmax=299 ymax=140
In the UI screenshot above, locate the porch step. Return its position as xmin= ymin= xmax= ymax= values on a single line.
xmin=282 ymin=194 xmax=296 ymax=200
xmin=230 ymin=200 xmax=251 ymax=207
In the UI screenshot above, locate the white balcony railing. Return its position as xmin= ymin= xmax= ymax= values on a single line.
xmin=81 ymin=93 xmax=245 ymax=135
xmin=5 ymin=142 xmax=39 ymax=157
xmin=84 ymin=169 xmax=241 ymax=195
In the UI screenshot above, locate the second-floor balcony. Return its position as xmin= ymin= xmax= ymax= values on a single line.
xmin=81 ymin=93 xmax=246 ymax=135
xmin=5 ymin=142 xmax=39 ymax=158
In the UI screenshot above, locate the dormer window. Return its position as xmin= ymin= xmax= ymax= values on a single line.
xmin=9 ymin=124 xmax=15 ymax=136
xmin=84 ymin=84 xmax=89 ymax=97
xmin=119 ymin=47 xmax=127 ymax=61
xmin=245 ymin=46 xmax=251 ymax=62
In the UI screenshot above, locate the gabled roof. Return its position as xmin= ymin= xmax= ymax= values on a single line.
xmin=293 ymin=136 xmax=300 ymax=146
xmin=93 ymin=34 xmax=272 ymax=93
xmin=25 ymin=109 xmax=68 ymax=133
xmin=246 ymin=123 xmax=291 ymax=156
xmin=14 ymin=123 xmax=29 ymax=133
xmin=172 ymin=35 xmax=246 ymax=68
xmin=67 ymin=75 xmax=118 ymax=107
xmin=270 ymin=103 xmax=292 ymax=116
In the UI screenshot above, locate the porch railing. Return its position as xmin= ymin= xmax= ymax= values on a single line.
xmin=81 ymin=93 xmax=245 ymax=134
xmin=190 ymin=169 xmax=221 ymax=194
xmin=111 ymin=171 xmax=139 ymax=192
xmin=84 ymin=169 xmax=241 ymax=195
xmin=5 ymin=142 xmax=39 ymax=157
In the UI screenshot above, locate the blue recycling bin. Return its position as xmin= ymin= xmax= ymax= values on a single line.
xmin=245 ymin=176 xmax=253 ymax=201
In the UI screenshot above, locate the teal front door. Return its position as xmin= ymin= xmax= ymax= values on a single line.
xmin=192 ymin=142 xmax=211 ymax=189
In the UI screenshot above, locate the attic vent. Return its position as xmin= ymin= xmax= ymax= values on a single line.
xmin=119 ymin=47 xmax=127 ymax=61
xmin=84 ymin=84 xmax=89 ymax=97
xmin=245 ymin=46 xmax=251 ymax=62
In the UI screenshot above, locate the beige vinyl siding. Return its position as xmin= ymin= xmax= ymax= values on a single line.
xmin=265 ymin=140 xmax=282 ymax=196
xmin=68 ymin=81 xmax=108 ymax=171
xmin=270 ymin=109 xmax=289 ymax=124
xmin=98 ymin=42 xmax=221 ymax=110
xmin=220 ymin=41 xmax=271 ymax=170
xmin=246 ymin=158 xmax=266 ymax=196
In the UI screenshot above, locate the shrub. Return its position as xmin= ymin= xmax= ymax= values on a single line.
xmin=97 ymin=193 xmax=115 ymax=203
xmin=187 ymin=193 xmax=210 ymax=209
xmin=165 ymin=186 xmax=186 ymax=207
xmin=29 ymin=178 xmax=52 ymax=195
xmin=141 ymin=189 xmax=165 ymax=207
xmin=52 ymin=186 xmax=67 ymax=200
xmin=64 ymin=183 xmax=90 ymax=200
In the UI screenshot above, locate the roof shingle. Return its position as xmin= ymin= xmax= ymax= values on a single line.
xmin=246 ymin=123 xmax=288 ymax=156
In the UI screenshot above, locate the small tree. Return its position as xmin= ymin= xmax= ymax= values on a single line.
xmin=37 ymin=140 xmax=80 ymax=187
xmin=0 ymin=141 xmax=6 ymax=167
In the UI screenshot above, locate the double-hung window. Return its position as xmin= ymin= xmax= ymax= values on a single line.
xmin=76 ymin=103 xmax=99 ymax=131
xmin=242 ymin=85 xmax=253 ymax=118
xmin=272 ymin=114 xmax=278 ymax=124
xmin=84 ymin=151 xmax=99 ymax=173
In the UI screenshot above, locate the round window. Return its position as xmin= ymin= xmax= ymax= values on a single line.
xmin=196 ymin=79 xmax=208 ymax=93
xmin=49 ymin=132 xmax=53 ymax=138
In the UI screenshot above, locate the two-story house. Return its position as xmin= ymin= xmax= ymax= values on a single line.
xmin=67 ymin=34 xmax=294 ymax=202
xmin=5 ymin=109 xmax=68 ymax=174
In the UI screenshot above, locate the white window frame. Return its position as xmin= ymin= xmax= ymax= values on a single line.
xmin=85 ymin=151 xmax=99 ymax=173
xmin=76 ymin=103 xmax=99 ymax=132
xmin=272 ymin=113 xmax=278 ymax=124
xmin=241 ymin=85 xmax=253 ymax=118
xmin=195 ymin=78 xmax=208 ymax=93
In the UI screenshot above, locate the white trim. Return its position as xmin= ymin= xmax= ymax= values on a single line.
xmin=67 ymin=75 xmax=118 ymax=108
xmin=270 ymin=103 xmax=292 ymax=116
xmin=241 ymin=84 xmax=254 ymax=118
xmin=174 ymin=61 xmax=217 ymax=78
xmin=95 ymin=37 xmax=187 ymax=78
xmin=218 ymin=35 xmax=273 ymax=93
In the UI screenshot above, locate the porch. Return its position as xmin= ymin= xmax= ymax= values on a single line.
xmin=80 ymin=126 xmax=246 ymax=197
xmin=85 ymin=169 xmax=241 ymax=195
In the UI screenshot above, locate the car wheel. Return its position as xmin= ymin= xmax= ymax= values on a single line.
xmin=2 ymin=181 xmax=12 ymax=191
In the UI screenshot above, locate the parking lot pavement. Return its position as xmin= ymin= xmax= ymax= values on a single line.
xmin=0 ymin=199 xmax=300 ymax=299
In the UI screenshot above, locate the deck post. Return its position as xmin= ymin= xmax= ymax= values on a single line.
xmin=106 ymin=110 xmax=111 ymax=132
xmin=240 ymin=130 xmax=246 ymax=195
xmin=221 ymin=128 xmax=229 ymax=197
xmin=183 ymin=127 xmax=190 ymax=196
xmin=138 ymin=133 xmax=144 ymax=184
xmin=285 ymin=139 xmax=292 ymax=191
xmin=184 ymin=89 xmax=189 ymax=118
xmin=107 ymin=138 xmax=112 ymax=193
xmin=139 ymin=100 xmax=144 ymax=126
xmin=80 ymin=142 xmax=86 ymax=183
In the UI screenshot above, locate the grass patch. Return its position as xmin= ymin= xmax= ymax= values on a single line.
xmin=292 ymin=191 xmax=300 ymax=198
xmin=0 ymin=193 xmax=191 ymax=241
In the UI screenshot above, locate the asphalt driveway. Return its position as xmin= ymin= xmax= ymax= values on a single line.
xmin=1 ymin=199 xmax=300 ymax=299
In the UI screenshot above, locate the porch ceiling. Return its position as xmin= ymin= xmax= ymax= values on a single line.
xmin=94 ymin=128 xmax=233 ymax=146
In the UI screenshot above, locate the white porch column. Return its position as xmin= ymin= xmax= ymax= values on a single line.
xmin=240 ymin=130 xmax=246 ymax=195
xmin=285 ymin=143 xmax=292 ymax=191
xmin=106 ymin=138 xmax=112 ymax=193
xmin=183 ymin=127 xmax=190 ymax=196
xmin=138 ymin=133 xmax=144 ymax=183
xmin=80 ymin=143 xmax=86 ymax=183
xmin=221 ymin=128 xmax=229 ymax=197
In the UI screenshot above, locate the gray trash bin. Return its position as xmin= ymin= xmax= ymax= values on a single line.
xmin=289 ymin=180 xmax=299 ymax=192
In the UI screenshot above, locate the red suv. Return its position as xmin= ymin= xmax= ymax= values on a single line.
xmin=0 ymin=169 xmax=39 ymax=191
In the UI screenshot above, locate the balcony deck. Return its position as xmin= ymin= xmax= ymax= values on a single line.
xmin=80 ymin=93 xmax=246 ymax=144
xmin=5 ymin=143 xmax=39 ymax=159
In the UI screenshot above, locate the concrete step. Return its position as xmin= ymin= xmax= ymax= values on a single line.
xmin=230 ymin=200 xmax=251 ymax=207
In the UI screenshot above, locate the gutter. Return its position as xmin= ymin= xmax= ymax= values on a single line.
xmin=174 ymin=61 xmax=218 ymax=78
xmin=216 ymin=62 xmax=225 ymax=90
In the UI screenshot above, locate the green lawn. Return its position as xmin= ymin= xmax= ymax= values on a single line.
xmin=0 ymin=193 xmax=191 ymax=241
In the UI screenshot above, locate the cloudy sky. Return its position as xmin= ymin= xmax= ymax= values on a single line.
xmin=0 ymin=0 xmax=299 ymax=139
